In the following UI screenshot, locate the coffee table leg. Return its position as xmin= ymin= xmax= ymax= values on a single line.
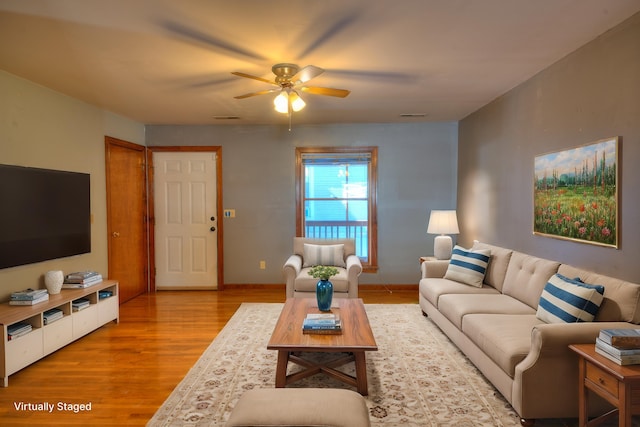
xmin=275 ymin=350 xmax=289 ymax=388
xmin=354 ymin=352 xmax=368 ymax=395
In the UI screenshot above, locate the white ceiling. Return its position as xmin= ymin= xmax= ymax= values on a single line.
xmin=1 ymin=0 xmax=639 ymax=126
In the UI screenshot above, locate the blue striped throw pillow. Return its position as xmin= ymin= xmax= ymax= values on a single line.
xmin=443 ymin=245 xmax=491 ymax=287
xmin=536 ymin=273 xmax=605 ymax=323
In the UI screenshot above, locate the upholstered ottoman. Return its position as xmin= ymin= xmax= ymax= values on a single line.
xmin=226 ymin=388 xmax=371 ymax=427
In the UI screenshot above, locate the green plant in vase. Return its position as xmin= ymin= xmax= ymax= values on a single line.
xmin=308 ymin=265 xmax=339 ymax=311
xmin=308 ymin=265 xmax=339 ymax=281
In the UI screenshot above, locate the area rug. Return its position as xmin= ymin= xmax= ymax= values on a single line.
xmin=148 ymin=303 xmax=572 ymax=426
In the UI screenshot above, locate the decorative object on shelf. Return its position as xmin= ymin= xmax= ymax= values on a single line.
xmin=63 ymin=271 xmax=102 ymax=288
xmin=427 ymin=210 xmax=459 ymax=260
xmin=534 ymin=136 xmax=619 ymax=248
xmin=44 ymin=270 xmax=64 ymax=294
xmin=308 ymin=265 xmax=339 ymax=312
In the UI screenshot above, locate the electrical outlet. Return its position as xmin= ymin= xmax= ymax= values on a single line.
xmin=259 ymin=260 xmax=266 ymax=270
xmin=223 ymin=209 xmax=236 ymax=218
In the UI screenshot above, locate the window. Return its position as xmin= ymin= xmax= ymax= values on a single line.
xmin=296 ymin=147 xmax=378 ymax=272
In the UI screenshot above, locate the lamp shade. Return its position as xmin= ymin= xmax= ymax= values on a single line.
xmin=273 ymin=91 xmax=289 ymax=113
xmin=289 ymin=91 xmax=306 ymax=112
xmin=427 ymin=210 xmax=459 ymax=235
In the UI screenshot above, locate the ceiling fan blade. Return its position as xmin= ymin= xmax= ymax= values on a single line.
xmin=292 ymin=65 xmax=324 ymax=84
xmin=161 ymin=20 xmax=267 ymax=61
xmin=297 ymin=11 xmax=360 ymax=58
xmin=301 ymin=86 xmax=350 ymax=98
xmin=234 ymin=88 xmax=279 ymax=99
xmin=330 ymin=69 xmax=419 ymax=84
xmin=232 ymin=71 xmax=277 ymax=85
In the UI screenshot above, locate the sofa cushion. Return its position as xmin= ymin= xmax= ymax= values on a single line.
xmin=536 ymin=273 xmax=605 ymax=323
xmin=558 ymin=264 xmax=640 ymax=323
xmin=419 ymin=278 xmax=500 ymax=308
xmin=443 ymin=246 xmax=491 ymax=287
xmin=439 ymin=294 xmax=536 ymax=329
xmin=462 ymin=313 xmax=544 ymax=378
xmin=302 ymin=243 xmax=346 ymax=268
xmin=502 ymin=251 xmax=560 ymax=309
xmin=471 ymin=241 xmax=513 ymax=292
xmin=294 ymin=238 xmax=356 ymax=258
xmin=294 ymin=267 xmax=350 ymax=293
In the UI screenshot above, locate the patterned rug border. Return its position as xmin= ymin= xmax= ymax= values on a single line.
xmin=148 ymin=303 xmax=575 ymax=427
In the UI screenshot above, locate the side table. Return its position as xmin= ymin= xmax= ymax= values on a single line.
xmin=569 ymin=343 xmax=640 ymax=427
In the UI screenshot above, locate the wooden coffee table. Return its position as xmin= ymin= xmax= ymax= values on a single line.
xmin=267 ymin=298 xmax=378 ymax=395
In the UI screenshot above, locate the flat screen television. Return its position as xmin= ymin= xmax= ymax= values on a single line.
xmin=0 ymin=164 xmax=91 ymax=269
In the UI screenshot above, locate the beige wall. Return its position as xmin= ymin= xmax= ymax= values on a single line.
xmin=0 ymin=71 xmax=145 ymax=301
xmin=458 ymin=13 xmax=640 ymax=283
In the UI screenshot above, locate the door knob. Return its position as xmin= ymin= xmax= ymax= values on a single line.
xmin=112 ymin=231 xmax=120 ymax=238
xmin=210 ymin=226 xmax=216 ymax=232
xmin=210 ymin=216 xmax=215 ymax=221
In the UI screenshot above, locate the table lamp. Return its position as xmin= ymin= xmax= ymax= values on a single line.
xmin=427 ymin=210 xmax=459 ymax=260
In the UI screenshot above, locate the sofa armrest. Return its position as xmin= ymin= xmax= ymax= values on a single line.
xmin=283 ymin=254 xmax=302 ymax=275
xmin=512 ymin=321 xmax=638 ymax=418
xmin=420 ymin=259 xmax=449 ymax=279
xmin=528 ymin=321 xmax=637 ymax=357
xmin=346 ymin=255 xmax=363 ymax=277
xmin=346 ymin=255 xmax=362 ymax=298
xmin=283 ymin=254 xmax=303 ymax=298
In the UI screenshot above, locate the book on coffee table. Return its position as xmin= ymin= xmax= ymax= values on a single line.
xmin=302 ymin=313 xmax=342 ymax=334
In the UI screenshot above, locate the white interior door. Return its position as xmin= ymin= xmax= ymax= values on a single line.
xmin=154 ymin=151 xmax=218 ymax=289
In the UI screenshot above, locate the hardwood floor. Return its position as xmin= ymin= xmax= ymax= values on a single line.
xmin=0 ymin=287 xmax=417 ymax=426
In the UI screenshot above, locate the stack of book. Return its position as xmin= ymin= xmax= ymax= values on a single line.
xmin=302 ymin=313 xmax=342 ymax=335
xmin=72 ymin=298 xmax=91 ymax=312
xmin=43 ymin=308 xmax=64 ymax=325
xmin=595 ymin=329 xmax=640 ymax=365
xmin=9 ymin=288 xmax=49 ymax=306
xmin=7 ymin=322 xmax=32 ymax=341
xmin=63 ymin=271 xmax=102 ymax=288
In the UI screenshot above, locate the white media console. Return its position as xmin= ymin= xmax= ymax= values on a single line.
xmin=0 ymin=280 xmax=119 ymax=386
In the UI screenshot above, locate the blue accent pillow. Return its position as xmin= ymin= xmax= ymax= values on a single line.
xmin=536 ymin=273 xmax=605 ymax=323
xmin=443 ymin=245 xmax=491 ymax=287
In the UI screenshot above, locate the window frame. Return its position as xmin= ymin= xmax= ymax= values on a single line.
xmin=295 ymin=146 xmax=378 ymax=272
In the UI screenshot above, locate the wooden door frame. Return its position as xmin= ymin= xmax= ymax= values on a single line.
xmin=105 ymin=136 xmax=150 ymax=297
xmin=147 ymin=146 xmax=224 ymax=292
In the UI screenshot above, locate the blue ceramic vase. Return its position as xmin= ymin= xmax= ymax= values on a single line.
xmin=316 ymin=279 xmax=333 ymax=311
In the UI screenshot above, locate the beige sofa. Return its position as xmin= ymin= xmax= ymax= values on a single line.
xmin=419 ymin=241 xmax=640 ymax=424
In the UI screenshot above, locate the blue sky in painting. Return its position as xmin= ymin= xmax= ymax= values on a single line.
xmin=534 ymin=138 xmax=617 ymax=177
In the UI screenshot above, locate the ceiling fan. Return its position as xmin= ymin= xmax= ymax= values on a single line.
xmin=232 ymin=63 xmax=350 ymax=115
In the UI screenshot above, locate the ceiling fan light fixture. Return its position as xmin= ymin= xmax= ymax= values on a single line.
xmin=273 ymin=91 xmax=289 ymax=114
xmin=290 ymin=91 xmax=305 ymax=112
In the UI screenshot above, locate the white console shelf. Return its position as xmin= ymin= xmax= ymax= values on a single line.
xmin=0 ymin=280 xmax=119 ymax=387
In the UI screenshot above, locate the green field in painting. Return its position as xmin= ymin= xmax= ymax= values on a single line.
xmin=534 ymin=187 xmax=616 ymax=246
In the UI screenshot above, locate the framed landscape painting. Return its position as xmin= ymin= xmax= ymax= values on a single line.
xmin=533 ymin=137 xmax=619 ymax=248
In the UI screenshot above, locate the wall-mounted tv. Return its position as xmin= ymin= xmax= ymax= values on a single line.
xmin=0 ymin=164 xmax=91 ymax=269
